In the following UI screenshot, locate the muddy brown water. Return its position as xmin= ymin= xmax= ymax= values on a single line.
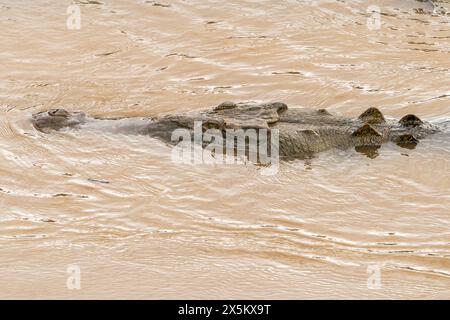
xmin=0 ymin=0 xmax=450 ymax=299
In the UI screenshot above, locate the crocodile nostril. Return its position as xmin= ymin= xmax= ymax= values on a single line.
xmin=49 ymin=109 xmax=70 ymax=117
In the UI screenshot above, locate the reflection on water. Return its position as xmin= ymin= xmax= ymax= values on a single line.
xmin=354 ymin=145 xmax=382 ymax=158
xmin=0 ymin=0 xmax=450 ymax=299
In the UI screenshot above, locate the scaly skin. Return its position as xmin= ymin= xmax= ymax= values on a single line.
xmin=31 ymin=102 xmax=440 ymax=159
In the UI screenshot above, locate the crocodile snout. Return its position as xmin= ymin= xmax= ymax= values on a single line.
xmin=32 ymin=109 xmax=86 ymax=132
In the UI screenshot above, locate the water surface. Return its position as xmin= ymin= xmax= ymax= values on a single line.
xmin=0 ymin=0 xmax=450 ymax=299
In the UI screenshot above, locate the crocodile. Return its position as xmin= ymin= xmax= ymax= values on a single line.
xmin=31 ymin=102 xmax=441 ymax=160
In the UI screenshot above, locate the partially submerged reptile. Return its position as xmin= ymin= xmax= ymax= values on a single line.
xmin=31 ymin=102 xmax=441 ymax=159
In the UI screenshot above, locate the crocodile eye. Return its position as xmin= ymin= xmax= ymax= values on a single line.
xmin=49 ymin=109 xmax=70 ymax=117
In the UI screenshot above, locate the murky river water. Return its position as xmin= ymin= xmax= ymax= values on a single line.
xmin=1 ymin=0 xmax=450 ymax=299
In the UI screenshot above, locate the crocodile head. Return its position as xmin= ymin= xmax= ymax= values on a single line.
xmin=32 ymin=109 xmax=87 ymax=133
xmin=352 ymin=107 xmax=439 ymax=156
